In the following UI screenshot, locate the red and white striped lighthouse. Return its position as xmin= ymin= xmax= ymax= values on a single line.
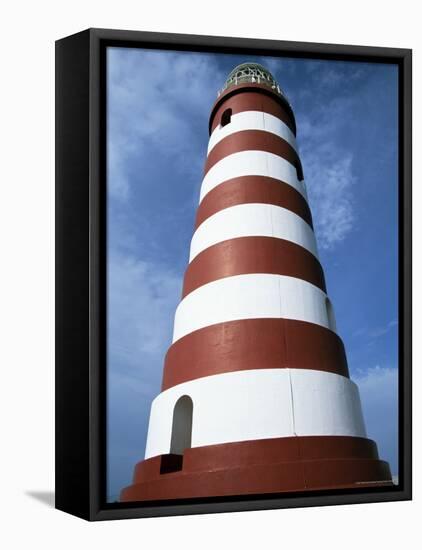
xmin=121 ymin=63 xmax=392 ymax=501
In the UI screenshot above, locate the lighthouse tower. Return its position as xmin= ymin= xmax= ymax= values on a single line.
xmin=121 ymin=63 xmax=391 ymax=501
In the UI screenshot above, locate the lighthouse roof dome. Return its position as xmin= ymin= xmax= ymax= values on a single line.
xmin=219 ymin=62 xmax=288 ymax=102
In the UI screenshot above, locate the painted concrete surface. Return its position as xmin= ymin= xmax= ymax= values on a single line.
xmin=172 ymin=273 xmax=335 ymax=343
xmin=189 ymin=203 xmax=318 ymax=261
xmin=200 ymin=150 xmax=308 ymax=202
xmin=207 ymin=110 xmax=298 ymax=154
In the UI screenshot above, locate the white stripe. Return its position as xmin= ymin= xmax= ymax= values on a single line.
xmin=190 ymin=203 xmax=317 ymax=262
xmin=207 ymin=110 xmax=298 ymax=155
xmin=200 ymin=150 xmax=307 ymax=203
xmin=172 ymin=273 xmax=335 ymax=343
xmin=144 ymin=368 xmax=366 ymax=459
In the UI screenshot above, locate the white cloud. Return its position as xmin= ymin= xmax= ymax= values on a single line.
xmin=367 ymin=319 xmax=398 ymax=339
xmin=108 ymin=250 xmax=182 ymax=376
xmin=303 ymin=151 xmax=355 ymax=250
xmin=352 ymin=320 xmax=398 ymax=344
xmin=107 ymin=48 xmax=225 ymax=202
xmin=295 ymin=96 xmax=356 ymax=251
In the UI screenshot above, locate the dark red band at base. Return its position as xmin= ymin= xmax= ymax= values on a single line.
xmin=120 ymin=436 xmax=392 ymax=502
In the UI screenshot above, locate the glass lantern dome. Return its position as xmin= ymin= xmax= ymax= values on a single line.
xmin=218 ymin=62 xmax=288 ymax=102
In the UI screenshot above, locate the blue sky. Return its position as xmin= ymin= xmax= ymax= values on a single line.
xmin=106 ymin=47 xmax=399 ymax=501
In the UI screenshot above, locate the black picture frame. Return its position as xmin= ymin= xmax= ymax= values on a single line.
xmin=55 ymin=27 xmax=412 ymax=521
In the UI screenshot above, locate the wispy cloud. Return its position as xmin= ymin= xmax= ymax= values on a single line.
xmin=302 ymin=150 xmax=355 ymax=250
xmin=367 ymin=319 xmax=398 ymax=339
xmin=108 ymin=250 xmax=182 ymax=371
xmin=353 ymin=319 xmax=398 ymax=342
xmin=107 ymin=48 xmax=225 ymax=202
xmin=293 ymin=94 xmax=357 ymax=250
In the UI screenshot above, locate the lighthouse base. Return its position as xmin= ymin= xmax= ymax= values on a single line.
xmin=120 ymin=436 xmax=392 ymax=502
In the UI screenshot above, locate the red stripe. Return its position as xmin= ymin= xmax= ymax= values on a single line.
xmin=205 ymin=129 xmax=303 ymax=179
xmin=162 ymin=318 xmax=349 ymax=390
xmin=182 ymin=237 xmax=326 ymax=297
xmin=195 ymin=176 xmax=313 ymax=229
xmin=210 ymin=86 xmax=296 ymax=134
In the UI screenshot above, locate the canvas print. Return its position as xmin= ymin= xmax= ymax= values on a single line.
xmin=106 ymin=48 xmax=398 ymax=503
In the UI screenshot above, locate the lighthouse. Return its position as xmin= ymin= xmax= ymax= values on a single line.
xmin=121 ymin=63 xmax=392 ymax=501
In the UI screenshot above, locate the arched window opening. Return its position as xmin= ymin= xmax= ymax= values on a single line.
xmin=325 ymin=297 xmax=337 ymax=332
xmin=170 ymin=395 xmax=193 ymax=454
xmin=160 ymin=395 xmax=193 ymax=474
xmin=221 ymin=108 xmax=232 ymax=127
